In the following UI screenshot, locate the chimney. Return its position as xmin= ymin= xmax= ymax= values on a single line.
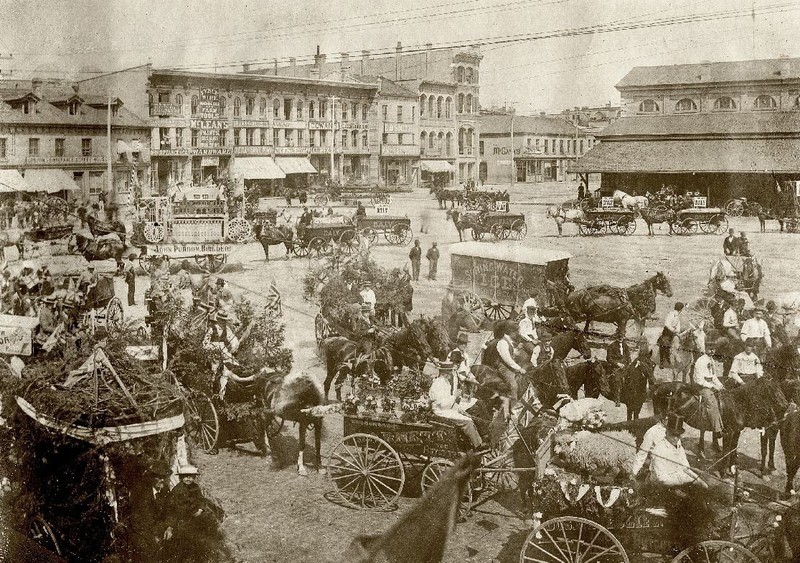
xmin=395 ymin=42 xmax=402 ymax=80
xmin=361 ymin=50 xmax=371 ymax=74
xmin=273 ymin=59 xmax=278 ymax=75
xmin=340 ymin=53 xmax=351 ymax=81
xmin=31 ymin=77 xmax=42 ymax=94
xmin=243 ymin=63 xmax=251 ymax=73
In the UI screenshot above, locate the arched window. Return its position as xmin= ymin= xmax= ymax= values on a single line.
xmin=457 ymin=94 xmax=464 ymax=113
xmin=466 ymin=67 xmax=473 ymax=84
xmin=445 ymin=97 xmax=452 ymax=119
xmin=445 ymin=132 xmax=452 ymax=156
xmin=714 ymin=97 xmax=736 ymax=110
xmin=457 ymin=66 xmax=465 ymax=83
xmin=420 ymin=95 xmax=427 ymax=117
xmin=296 ymin=101 xmax=304 ymax=119
xmin=428 ymin=97 xmax=434 ymax=117
xmin=175 ymin=94 xmax=183 ymax=109
xmin=309 ymin=101 xmax=316 ymax=119
xmin=273 ymin=98 xmax=281 ymax=118
xmin=458 ymin=128 xmax=465 ymax=155
xmin=675 ymin=98 xmax=697 ymax=112
xmin=233 ymin=97 xmax=241 ymax=117
xmin=420 ymin=131 xmax=427 ymax=151
xmin=320 ymin=100 xmax=327 ymax=119
xmin=437 ymin=97 xmax=443 ymax=119
xmin=638 ymin=99 xmax=659 ymax=113
xmin=218 ymin=96 xmax=226 ymax=116
xmin=191 ymin=95 xmax=199 ymax=115
xmin=362 ymin=103 xmax=369 ymax=121
xmin=754 ymin=95 xmax=777 ymax=110
xmin=465 ymin=94 xmax=473 ymax=114
xmin=429 ymin=133 xmax=435 ymax=149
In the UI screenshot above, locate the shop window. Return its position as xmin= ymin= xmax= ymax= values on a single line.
xmin=714 ymin=96 xmax=736 ymax=110
xmin=754 ymin=95 xmax=777 ymax=110
xmin=55 ymin=138 xmax=65 ymax=157
xmin=28 ymin=138 xmax=39 ymax=157
xmin=234 ymin=97 xmax=241 ymax=117
xmin=638 ymin=99 xmax=659 ymax=113
xmin=259 ymin=97 xmax=267 ymax=116
xmin=362 ymin=103 xmax=368 ymax=121
xmin=82 ymin=138 xmax=92 ymax=156
xmin=675 ymin=98 xmax=697 ymax=112
xmin=191 ymin=130 xmax=198 ymax=148
xmin=245 ymin=97 xmax=254 ymax=116
xmin=191 ymin=95 xmax=199 ymax=115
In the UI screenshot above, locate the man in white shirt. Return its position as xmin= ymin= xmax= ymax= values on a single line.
xmin=482 ymin=320 xmax=525 ymax=420
xmin=658 ymin=302 xmax=684 ymax=369
xmin=648 ymin=414 xmax=705 ymax=488
xmin=631 ymin=415 xmax=667 ymax=477
xmin=359 ymin=281 xmax=376 ymax=315
xmin=447 ymin=332 xmax=478 ymax=396
xmin=728 ymin=339 xmax=763 ymax=385
xmin=721 ymin=300 xmax=740 ymax=340
xmin=518 ymin=305 xmax=540 ymax=359
xmin=202 ymin=311 xmax=240 ymax=399
xmin=428 ymin=361 xmax=482 ymax=449
xmin=693 ymin=343 xmax=724 ymax=433
xmin=740 ymin=308 xmax=772 ymax=358
xmin=521 ymin=289 xmax=540 ymax=314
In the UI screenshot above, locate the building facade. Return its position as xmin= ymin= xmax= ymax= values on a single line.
xmin=0 ymin=78 xmax=149 ymax=213
xmin=572 ymin=57 xmax=800 ymax=203
xmin=479 ymin=112 xmax=592 ymax=184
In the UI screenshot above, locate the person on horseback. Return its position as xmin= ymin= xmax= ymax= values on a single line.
xmin=482 ymin=320 xmax=524 ymax=420
xmin=740 ymin=307 xmax=772 ymax=358
xmin=658 ymin=302 xmax=685 ymax=369
xmin=202 ymin=311 xmax=241 ymax=399
xmin=447 ymin=332 xmax=478 ymax=397
xmin=729 ymin=339 xmax=763 ymax=385
xmin=535 ymin=331 xmax=555 ymax=365
xmin=693 ymin=343 xmax=724 ymax=434
xmin=721 ymin=299 xmax=740 ymax=340
xmin=518 ymin=305 xmax=541 ymax=360
xmin=428 ymin=360 xmax=483 ymax=450
xmin=606 ymin=336 xmax=631 ymax=370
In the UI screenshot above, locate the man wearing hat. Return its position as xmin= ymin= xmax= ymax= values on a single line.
xmin=202 ymin=311 xmax=240 ymax=399
xmin=425 ymin=241 xmax=440 ymax=281
xmin=723 ymin=228 xmax=739 ymax=256
xmin=129 ymin=460 xmax=172 ymax=558
xmin=631 ymin=394 xmax=673 ymax=477
xmin=123 ymin=253 xmax=137 ymax=306
xmin=740 ymin=307 xmax=772 ymax=359
xmin=738 ymin=231 xmax=751 ymax=257
xmin=721 ymin=298 xmax=740 ymax=341
xmin=408 ymin=239 xmax=422 ymax=282
xmin=648 ymin=413 xmax=706 ymax=488
xmin=482 ymin=320 xmax=525 ymax=420
xmin=693 ymin=342 xmax=724 ymax=435
xmin=359 ymin=281 xmax=376 ymax=315
xmin=352 ymin=302 xmax=374 ymax=337
xmin=448 ymin=332 xmax=478 ymax=396
xmin=428 ymin=360 xmax=483 ymax=449
xmin=518 ymin=304 xmax=541 ymax=361
xmin=534 ymin=330 xmax=555 ymax=366
xmin=77 ymin=263 xmax=99 ymax=297
xmin=658 ymin=302 xmax=685 ymax=369
xmin=521 ymin=289 xmax=541 ymax=315
xmin=729 ymin=338 xmax=763 ymax=385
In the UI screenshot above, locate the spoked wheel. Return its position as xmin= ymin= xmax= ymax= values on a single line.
xmin=671 ymin=540 xmax=761 ymax=563
xmin=227 ymin=217 xmax=252 ymax=242
xmin=29 ymin=515 xmax=63 ymax=556
xmin=315 ymin=312 xmax=331 ymax=346
xmin=292 ymin=241 xmax=310 ymax=257
xmin=421 ymin=460 xmax=472 ymax=521
xmin=725 ymin=200 xmax=744 ymax=217
xmin=461 ymin=291 xmax=486 ymax=327
xmin=520 ymin=516 xmax=629 ymax=563
xmin=143 ymin=222 xmax=166 ymax=243
xmin=308 ymin=237 xmax=330 ymax=258
xmin=480 ymin=447 xmax=519 ymax=492
xmin=617 ymin=216 xmax=636 ymax=235
xmin=510 ymin=219 xmax=527 ymax=239
xmin=196 ymin=253 xmax=227 ymax=273
xmin=338 ymin=230 xmax=359 ymax=254
xmin=139 ymin=254 xmax=160 ymax=275
xmin=184 ymin=390 xmax=220 ymax=454
xmin=470 ymin=228 xmax=482 ymax=241
xmin=484 ymin=301 xmax=515 ymax=321
xmin=391 ymin=224 xmax=413 ymax=245
xmin=361 ymin=228 xmax=378 ymax=245
xmin=327 ymin=433 xmax=405 ymax=510
xmin=680 ymin=218 xmax=698 ymax=235
xmin=710 ymin=214 xmax=728 ymax=234
xmin=104 ymin=297 xmax=124 ymax=333
xmin=314 ymin=194 xmax=330 ymax=207
xmin=577 ymin=222 xmax=594 ymax=236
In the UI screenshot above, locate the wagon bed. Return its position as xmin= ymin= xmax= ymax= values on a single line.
xmin=471 ymin=211 xmax=527 ymax=241
xmin=294 ymin=222 xmax=360 ymax=257
xmin=674 ymin=207 xmax=728 ymax=235
xmin=355 ymin=216 xmax=412 ymax=245
xmin=580 ymin=207 xmax=637 ymax=236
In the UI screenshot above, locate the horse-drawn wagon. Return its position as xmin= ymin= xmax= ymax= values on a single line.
xmin=468 ymin=206 xmax=528 ymax=241
xmin=295 ymin=217 xmax=361 ymax=257
xmin=448 ymin=242 xmax=571 ymax=322
xmin=355 ymin=214 xmax=413 ymax=246
xmin=134 ymin=186 xmax=252 ymax=274
xmin=579 ymin=199 xmax=637 ymax=236
xmin=673 ymin=197 xmax=728 ymax=235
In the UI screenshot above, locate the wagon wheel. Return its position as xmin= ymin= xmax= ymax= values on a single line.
xmin=29 ymin=515 xmax=63 ymax=556
xmin=679 ymin=218 xmax=698 ymax=235
xmin=470 ymin=227 xmax=482 ymax=241
xmin=617 ymin=216 xmax=636 ymax=235
xmin=421 ymin=460 xmax=472 ymax=521
xmin=195 ymin=253 xmax=226 ymax=273
xmin=577 ymin=222 xmax=594 ymax=236
xmin=596 ymin=220 xmax=610 ymax=235
xmin=308 ymin=237 xmax=330 ymax=258
xmin=725 ymin=200 xmax=744 ymax=217
xmin=686 ymin=296 xmax=716 ymax=326
xmin=315 ymin=313 xmax=331 ymax=345
xmin=391 ymin=223 xmax=413 ymax=245
xmin=44 ymin=196 xmax=68 ymax=222
xmin=338 ymin=230 xmax=360 ymax=254
xmin=361 ymin=228 xmax=378 ymax=244
xmin=520 ymin=516 xmax=629 ymax=563
xmin=226 ymin=217 xmax=252 ymax=243
xmin=143 ymin=222 xmax=166 ymax=244
xmin=461 ymin=291 xmax=486 ymax=326
xmin=314 ymin=194 xmax=330 ymax=207
xmin=327 ymin=433 xmax=405 ymax=510
xmin=671 ymin=540 xmax=761 ymax=563
xmin=292 ymin=241 xmax=310 ymax=257
xmin=710 ymin=213 xmax=728 ymax=234
xmin=484 ymin=300 xmax=515 ymax=321
xmin=490 ymin=223 xmax=509 ymax=240
xmin=104 ymin=297 xmax=124 ymax=333
xmin=510 ymin=219 xmax=527 ymax=240
xmin=480 ymin=447 xmax=519 ymax=492
xmin=183 ymin=390 xmax=220 ymax=454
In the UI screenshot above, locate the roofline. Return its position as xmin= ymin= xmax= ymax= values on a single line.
xmin=151 ymin=68 xmax=379 ymax=91
xmin=77 ymin=63 xmax=153 ymax=83
xmin=616 ymin=77 xmax=800 ymax=92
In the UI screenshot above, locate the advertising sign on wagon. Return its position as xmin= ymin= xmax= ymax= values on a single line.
xmin=0 ymin=314 xmax=39 ymax=356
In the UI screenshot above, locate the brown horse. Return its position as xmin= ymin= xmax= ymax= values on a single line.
xmin=253 ymin=222 xmax=294 ymax=261
xmin=639 ymin=207 xmax=676 ymax=236
xmin=445 ymin=209 xmax=483 ymax=242
xmin=562 ymin=272 xmax=673 ymax=337
xmin=606 ymin=355 xmax=657 ymax=420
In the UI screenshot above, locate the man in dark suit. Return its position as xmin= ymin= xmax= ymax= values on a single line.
xmin=723 ymin=228 xmax=739 ymax=255
xmin=128 ymin=461 xmax=171 ymax=560
xmin=606 ymin=336 xmax=631 ymax=369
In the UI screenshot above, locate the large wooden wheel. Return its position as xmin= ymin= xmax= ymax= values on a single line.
xmin=314 ymin=194 xmax=330 ymax=207
xmin=484 ymin=300 xmax=515 ymax=321
xmin=461 ymin=291 xmax=486 ymax=326
xmin=327 ymin=433 xmax=405 ymax=510
xmin=292 ymin=241 xmax=310 ymax=257
xmin=143 ymin=222 xmax=165 ymax=243
xmin=421 ymin=460 xmax=472 ymax=521
xmin=391 ymin=223 xmax=413 ymax=245
xmin=520 ymin=516 xmax=629 ymax=563
xmin=195 ymin=253 xmax=227 ymax=273
xmin=104 ymin=297 xmax=124 ymax=333
xmin=577 ymin=222 xmax=599 ymax=236
xmin=480 ymin=447 xmax=519 ymax=492
xmin=710 ymin=213 xmax=728 ymax=234
xmin=315 ymin=313 xmax=331 ymax=345
xmin=184 ymin=390 xmax=220 ymax=454
xmin=227 ymin=217 xmax=252 ymax=242
xmin=338 ymin=230 xmax=359 ymax=254
xmin=680 ymin=218 xmax=698 ymax=235
xmin=725 ymin=199 xmax=744 ymax=217
xmin=617 ymin=216 xmax=636 ymax=235
xmin=510 ymin=219 xmax=528 ymax=240
xmin=671 ymin=540 xmax=761 ymax=563
xmin=308 ymin=237 xmax=330 ymax=258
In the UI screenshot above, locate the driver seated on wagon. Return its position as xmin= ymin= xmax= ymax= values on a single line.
xmin=428 ymin=360 xmax=484 ymax=450
xmin=202 ymin=311 xmax=241 ymax=399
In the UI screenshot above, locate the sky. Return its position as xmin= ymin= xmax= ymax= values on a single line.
xmin=1 ymin=0 xmax=798 ymax=113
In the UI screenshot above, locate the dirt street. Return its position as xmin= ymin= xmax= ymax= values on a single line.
xmin=180 ymin=183 xmax=797 ymax=562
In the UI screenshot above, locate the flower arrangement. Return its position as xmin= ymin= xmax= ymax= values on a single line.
xmin=582 ymin=409 xmax=607 ymax=430
xmin=342 ymin=393 xmax=361 ymax=415
xmin=363 ymin=395 xmax=378 ymax=413
xmin=380 ymin=396 xmax=396 ymax=415
xmin=400 ymin=395 xmax=433 ymax=423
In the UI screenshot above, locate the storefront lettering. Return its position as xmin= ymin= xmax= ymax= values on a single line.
xmin=493 ymin=146 xmax=522 ymax=156
xmin=191 ymin=119 xmax=227 ymax=129
xmin=191 ymin=148 xmax=232 ymax=156
xmin=199 ymin=88 xmax=220 ymax=119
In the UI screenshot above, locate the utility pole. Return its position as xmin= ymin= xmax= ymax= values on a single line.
xmin=107 ymin=95 xmax=113 ymax=201
xmin=329 ymin=95 xmax=337 ymax=181
xmin=508 ymin=102 xmax=519 ymax=189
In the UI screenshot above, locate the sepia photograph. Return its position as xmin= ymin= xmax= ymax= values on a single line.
xmin=1 ymin=0 xmax=800 ymax=561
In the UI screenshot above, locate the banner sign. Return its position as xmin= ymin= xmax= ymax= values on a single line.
xmin=0 ymin=315 xmax=38 ymax=356
xmin=199 ymin=88 xmax=220 ymax=119
xmin=148 ymin=243 xmax=233 ymax=256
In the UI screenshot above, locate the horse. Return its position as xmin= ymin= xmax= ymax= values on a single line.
xmin=564 ymin=272 xmax=673 ymax=337
xmin=671 ymin=322 xmax=707 ymax=383
xmin=606 ymin=355 xmax=657 ymax=420
xmin=446 ymin=209 xmax=482 ymax=242
xmin=653 ymin=378 xmax=789 ymax=475
xmin=549 ymin=326 xmax=592 ymax=360
xmin=252 ymin=222 xmax=294 ymax=261
xmin=564 ymin=359 xmax=611 ymax=400
xmin=69 ymin=231 xmax=125 ymax=263
xmin=545 ymin=206 xmax=585 ymax=236
xmin=415 ymin=315 xmax=455 ymax=361
xmin=430 ymin=186 xmax=461 ymax=209
xmin=613 ymin=189 xmax=648 ymax=210
xmin=639 ymin=207 xmax=676 ymax=236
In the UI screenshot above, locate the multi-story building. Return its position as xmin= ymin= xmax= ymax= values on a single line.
xmin=479 ymin=112 xmax=592 ymax=184
xmin=0 ymin=78 xmax=149 ymax=212
xmin=556 ymin=104 xmax=622 ymax=135
xmin=258 ymin=44 xmax=483 ymax=185
xmin=572 ymin=57 xmax=800 ymax=202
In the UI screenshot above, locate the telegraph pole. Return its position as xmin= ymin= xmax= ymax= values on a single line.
xmin=329 ymin=95 xmax=338 ymax=181
xmin=507 ymin=102 xmax=519 ymax=189
xmin=107 ymin=94 xmax=113 ymax=200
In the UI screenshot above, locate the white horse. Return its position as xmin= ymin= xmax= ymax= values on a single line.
xmin=671 ymin=322 xmax=706 ymax=383
xmin=613 ymin=190 xmax=648 ymax=210
xmin=770 ymin=292 xmax=800 ymax=335
xmin=545 ymin=206 xmax=585 ymax=236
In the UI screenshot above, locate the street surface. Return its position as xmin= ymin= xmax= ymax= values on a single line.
xmin=123 ymin=182 xmax=798 ymax=563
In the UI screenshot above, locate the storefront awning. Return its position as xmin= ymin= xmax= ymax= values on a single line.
xmin=569 ymin=138 xmax=800 ymax=174
xmin=0 ymin=169 xmax=35 ymax=193
xmin=420 ymin=160 xmax=454 ymax=173
xmin=232 ymin=157 xmax=286 ymax=180
xmin=276 ymin=157 xmax=318 ymax=175
xmin=23 ymin=169 xmax=81 ymax=194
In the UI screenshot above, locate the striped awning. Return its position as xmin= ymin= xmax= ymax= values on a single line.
xmin=420 ymin=160 xmax=454 ymax=173
xmin=232 ymin=157 xmax=286 ymax=180
xmin=276 ymin=157 xmax=317 ymax=174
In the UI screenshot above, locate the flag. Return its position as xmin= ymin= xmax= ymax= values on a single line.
xmin=340 ymin=453 xmax=478 ymax=563
xmin=265 ymin=280 xmax=282 ymax=316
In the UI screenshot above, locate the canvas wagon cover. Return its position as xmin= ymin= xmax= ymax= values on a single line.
xmin=450 ymin=242 xmax=571 ymax=309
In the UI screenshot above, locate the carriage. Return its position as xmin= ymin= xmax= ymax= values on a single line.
xmin=469 ymin=208 xmax=528 ymax=241
xmin=578 ymin=198 xmax=637 ymax=236
xmin=294 ymin=218 xmax=361 ymax=258
xmin=463 ymin=190 xmax=509 ymax=211
xmin=447 ymin=242 xmax=572 ymax=323
xmin=355 ymin=214 xmax=413 ymax=246
xmin=672 ymin=197 xmax=728 ymax=235
xmin=134 ymin=186 xmax=252 ymax=274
